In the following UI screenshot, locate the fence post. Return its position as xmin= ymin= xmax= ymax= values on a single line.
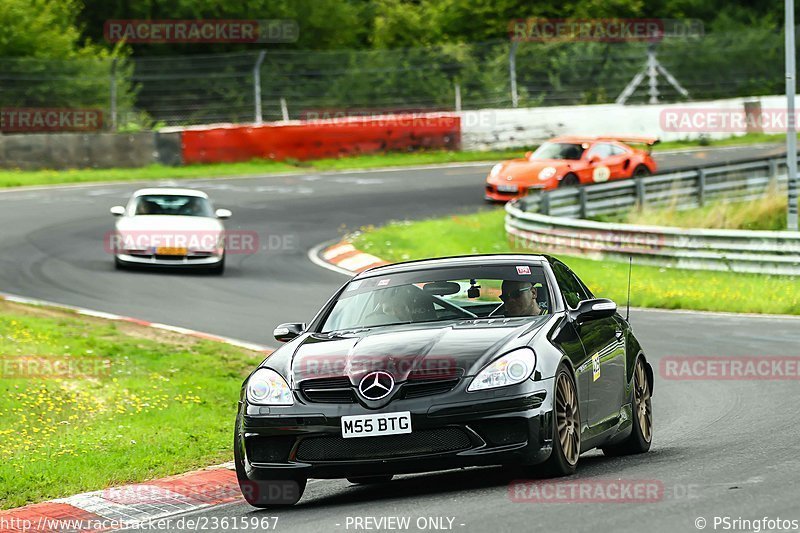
xmin=109 ymin=58 xmax=117 ymax=131
xmin=280 ymin=97 xmax=289 ymax=121
xmin=253 ymin=51 xmax=266 ymax=125
xmin=578 ymin=187 xmax=588 ymax=218
xmin=768 ymin=158 xmax=779 ymax=188
xmin=540 ymin=192 xmax=550 ymax=215
xmin=635 ymin=178 xmax=646 ymax=211
xmin=509 ymin=41 xmax=519 ymax=108
xmin=454 ymin=82 xmax=462 ymax=112
xmin=697 ymin=168 xmax=706 ymax=207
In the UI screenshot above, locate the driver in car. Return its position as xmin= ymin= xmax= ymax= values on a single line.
xmin=500 ymin=280 xmax=545 ymax=317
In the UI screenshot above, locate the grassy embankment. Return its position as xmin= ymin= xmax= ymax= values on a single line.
xmin=0 ymin=299 xmax=266 ymax=509
xmin=600 ymin=189 xmax=791 ymax=231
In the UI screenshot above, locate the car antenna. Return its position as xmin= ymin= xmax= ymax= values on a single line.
xmin=626 ymin=256 xmax=632 ymax=322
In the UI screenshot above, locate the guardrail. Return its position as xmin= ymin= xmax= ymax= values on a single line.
xmin=505 ymin=201 xmax=800 ymax=276
xmin=516 ymin=156 xmax=793 ymax=219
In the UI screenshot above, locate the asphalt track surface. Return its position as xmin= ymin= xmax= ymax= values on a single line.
xmin=1 ymin=142 xmax=798 ymax=533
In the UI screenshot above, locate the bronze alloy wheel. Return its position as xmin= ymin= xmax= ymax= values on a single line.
xmin=634 ymin=358 xmax=653 ymax=443
xmin=555 ymin=372 xmax=580 ymax=465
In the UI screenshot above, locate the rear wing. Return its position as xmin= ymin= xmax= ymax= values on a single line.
xmin=598 ymin=136 xmax=660 ymax=153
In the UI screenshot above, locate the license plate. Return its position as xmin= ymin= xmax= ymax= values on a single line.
xmin=156 ymin=246 xmax=187 ymax=256
xmin=497 ymin=184 xmax=518 ymax=193
xmin=341 ymin=411 xmax=412 ymax=439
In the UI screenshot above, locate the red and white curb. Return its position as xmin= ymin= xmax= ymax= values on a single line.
xmin=0 ymin=292 xmax=271 ymax=353
xmin=308 ymin=241 xmax=387 ymax=276
xmin=0 ymin=464 xmax=240 ymax=532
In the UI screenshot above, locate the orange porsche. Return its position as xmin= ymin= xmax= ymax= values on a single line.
xmin=484 ymin=136 xmax=658 ymax=202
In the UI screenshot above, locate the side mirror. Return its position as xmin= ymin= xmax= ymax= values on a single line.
xmin=571 ymin=298 xmax=617 ymax=323
xmin=589 ymin=155 xmax=602 ymax=164
xmin=110 ymin=206 xmax=126 ymax=217
xmin=215 ymin=208 xmax=232 ymax=219
xmin=274 ymin=322 xmax=305 ymax=342
xmin=525 ymin=151 xmax=533 ymax=159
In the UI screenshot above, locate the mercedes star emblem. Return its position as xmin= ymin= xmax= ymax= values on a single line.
xmin=358 ymin=371 xmax=394 ymax=400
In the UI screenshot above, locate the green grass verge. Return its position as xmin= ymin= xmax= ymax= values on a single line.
xmin=596 ymin=189 xmax=791 ymax=231
xmin=351 ymin=209 xmax=800 ymax=315
xmin=0 ymin=131 xmax=791 ymax=189
xmin=0 ymin=299 xmax=265 ymax=509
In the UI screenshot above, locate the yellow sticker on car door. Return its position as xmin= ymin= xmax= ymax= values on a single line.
xmin=592 ymin=353 xmax=600 ymax=381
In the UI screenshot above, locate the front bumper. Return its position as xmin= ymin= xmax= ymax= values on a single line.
xmin=484 ymin=183 xmax=547 ymax=202
xmin=236 ymin=378 xmax=554 ymax=480
xmin=115 ymin=252 xmax=223 ymax=267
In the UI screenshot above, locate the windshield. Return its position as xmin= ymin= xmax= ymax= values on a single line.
xmin=320 ymin=264 xmax=550 ymax=333
xmin=530 ymin=142 xmax=585 ymax=161
xmin=132 ymin=195 xmax=214 ymax=217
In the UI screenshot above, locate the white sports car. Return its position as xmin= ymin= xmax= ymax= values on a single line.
xmin=110 ymin=188 xmax=231 ymax=274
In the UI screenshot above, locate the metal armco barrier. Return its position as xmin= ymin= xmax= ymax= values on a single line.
xmin=525 ymin=157 xmax=793 ymax=219
xmin=505 ymin=197 xmax=800 ymax=276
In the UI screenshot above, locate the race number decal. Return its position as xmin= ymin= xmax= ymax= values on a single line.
xmin=592 ymin=165 xmax=611 ymax=183
xmin=592 ymin=353 xmax=601 ymax=381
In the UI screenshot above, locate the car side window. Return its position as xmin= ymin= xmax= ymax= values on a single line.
xmin=586 ymin=143 xmax=614 ymax=159
xmin=551 ymin=262 xmax=590 ymax=309
xmin=610 ymin=144 xmax=627 ymax=156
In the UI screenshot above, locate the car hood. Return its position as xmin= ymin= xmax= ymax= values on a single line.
xmin=489 ymin=159 xmax=567 ymax=184
xmin=284 ymin=317 xmax=550 ymax=385
xmin=115 ymin=215 xmax=223 ymax=232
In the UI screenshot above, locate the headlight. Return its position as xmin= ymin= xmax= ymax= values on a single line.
xmin=538 ymin=167 xmax=557 ymax=180
xmin=468 ymin=348 xmax=536 ymax=392
xmin=490 ymin=163 xmax=503 ymax=178
xmin=246 ymin=368 xmax=293 ymax=405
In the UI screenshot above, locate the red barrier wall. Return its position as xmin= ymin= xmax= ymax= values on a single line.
xmin=180 ymin=114 xmax=461 ymax=164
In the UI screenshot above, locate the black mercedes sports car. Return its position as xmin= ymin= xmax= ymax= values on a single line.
xmin=234 ymin=254 xmax=654 ymax=507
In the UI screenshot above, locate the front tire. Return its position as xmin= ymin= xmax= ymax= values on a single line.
xmin=234 ymin=418 xmax=306 ymax=508
xmin=539 ymin=365 xmax=581 ymax=477
xmin=208 ymin=256 xmax=225 ymax=275
xmin=602 ymin=356 xmax=652 ymax=456
xmin=559 ymin=173 xmax=580 ymax=188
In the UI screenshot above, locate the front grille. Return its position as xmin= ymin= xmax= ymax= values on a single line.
xmin=402 ymin=378 xmax=460 ymax=399
xmin=245 ymin=435 xmax=296 ymax=463
xmin=299 ymin=377 xmax=356 ymax=403
xmin=295 ymin=427 xmax=472 ymax=462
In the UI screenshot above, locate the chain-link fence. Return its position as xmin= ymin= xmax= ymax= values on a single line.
xmin=0 ymin=27 xmax=785 ymax=129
